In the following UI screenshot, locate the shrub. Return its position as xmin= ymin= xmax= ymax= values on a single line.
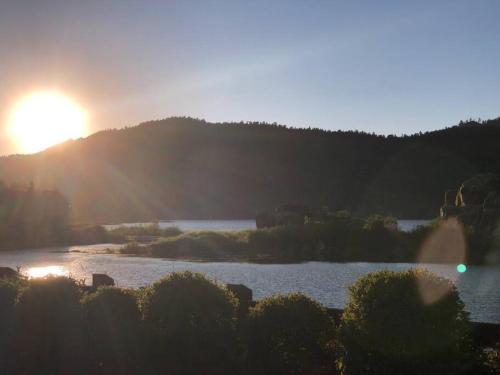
xmin=107 ymin=224 xmax=182 ymax=243
xmin=0 ymin=279 xmax=19 ymax=372
xmin=119 ymin=241 xmax=150 ymax=255
xmin=247 ymin=226 xmax=313 ymax=260
xmin=150 ymin=231 xmax=247 ymax=259
xmin=338 ymin=269 xmax=473 ymax=375
xmin=363 ymin=214 xmax=397 ymax=231
xmin=471 ymin=343 xmax=500 ymax=375
xmin=15 ymin=276 xmax=84 ymax=375
xmin=483 ymin=343 xmax=500 ymax=374
xmin=69 ymin=224 xmax=109 ymax=245
xmin=141 ymin=271 xmax=239 ymax=374
xmin=81 ymin=287 xmax=142 ymax=374
xmin=245 ymin=293 xmax=335 ymax=375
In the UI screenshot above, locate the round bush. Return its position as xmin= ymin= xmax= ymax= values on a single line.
xmin=15 ymin=276 xmax=84 ymax=375
xmin=81 ymin=286 xmax=142 ymax=374
xmin=141 ymin=271 xmax=239 ymax=375
xmin=0 ymin=279 xmax=17 ymax=307
xmin=338 ymin=269 xmax=473 ymax=375
xmin=245 ymin=293 xmax=335 ymax=375
xmin=0 ymin=279 xmax=19 ymax=371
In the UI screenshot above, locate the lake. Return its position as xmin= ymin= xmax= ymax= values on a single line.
xmin=0 ymin=244 xmax=498 ymax=324
xmin=105 ymin=219 xmax=431 ymax=232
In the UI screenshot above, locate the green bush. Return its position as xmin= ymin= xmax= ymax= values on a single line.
xmin=150 ymin=231 xmax=247 ymax=259
xmin=81 ymin=287 xmax=142 ymax=374
xmin=482 ymin=343 xmax=500 ymax=374
xmin=107 ymin=224 xmax=182 ymax=242
xmin=0 ymin=279 xmax=19 ymax=372
xmin=15 ymin=276 xmax=84 ymax=375
xmin=245 ymin=293 xmax=336 ymax=375
xmin=471 ymin=343 xmax=500 ymax=375
xmin=141 ymin=271 xmax=239 ymax=374
xmin=247 ymin=225 xmax=319 ymax=260
xmin=69 ymin=224 xmax=109 ymax=245
xmin=338 ymin=269 xmax=473 ymax=375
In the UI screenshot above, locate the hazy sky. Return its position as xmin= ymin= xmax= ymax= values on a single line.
xmin=1 ymin=0 xmax=499 ymax=154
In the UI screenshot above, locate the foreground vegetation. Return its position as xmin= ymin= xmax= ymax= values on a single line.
xmin=108 ymin=213 xmax=499 ymax=265
xmin=0 ymin=269 xmax=497 ymax=374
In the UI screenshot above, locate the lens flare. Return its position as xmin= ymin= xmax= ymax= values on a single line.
xmin=416 ymin=218 xmax=466 ymax=304
xmin=456 ymin=264 xmax=467 ymax=273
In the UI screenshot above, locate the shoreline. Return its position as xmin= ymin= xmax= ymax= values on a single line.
xmin=73 ymin=246 xmax=499 ymax=266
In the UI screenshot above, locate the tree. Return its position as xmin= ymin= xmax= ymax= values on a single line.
xmin=338 ymin=269 xmax=473 ymax=374
xmin=245 ymin=293 xmax=336 ymax=375
xmin=141 ymin=271 xmax=239 ymax=375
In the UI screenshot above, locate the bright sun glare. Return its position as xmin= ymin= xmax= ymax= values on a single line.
xmin=26 ymin=265 xmax=68 ymax=279
xmin=8 ymin=91 xmax=87 ymax=154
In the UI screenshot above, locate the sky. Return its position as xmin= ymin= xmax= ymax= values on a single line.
xmin=0 ymin=0 xmax=499 ymax=155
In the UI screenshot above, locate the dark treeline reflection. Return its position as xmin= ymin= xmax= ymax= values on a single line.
xmin=0 ymin=271 xmax=497 ymax=374
xmin=0 ymin=117 xmax=499 ymax=222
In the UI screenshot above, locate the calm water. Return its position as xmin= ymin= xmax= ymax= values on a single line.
xmin=0 ymin=245 xmax=497 ymax=323
xmin=105 ymin=219 xmax=430 ymax=232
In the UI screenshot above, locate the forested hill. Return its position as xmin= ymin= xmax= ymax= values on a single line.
xmin=0 ymin=117 xmax=499 ymax=223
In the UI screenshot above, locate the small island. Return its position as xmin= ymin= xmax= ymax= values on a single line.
xmin=104 ymin=174 xmax=499 ymax=266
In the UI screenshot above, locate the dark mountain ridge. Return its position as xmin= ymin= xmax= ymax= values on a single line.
xmin=0 ymin=117 xmax=499 ymax=222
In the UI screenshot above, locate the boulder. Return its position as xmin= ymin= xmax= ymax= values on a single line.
xmin=275 ymin=211 xmax=305 ymax=226
xmin=256 ymin=211 xmax=276 ymax=229
xmin=440 ymin=204 xmax=460 ymax=218
xmin=0 ymin=267 xmax=18 ymax=279
xmin=457 ymin=205 xmax=483 ymax=226
xmin=444 ymin=189 xmax=457 ymax=206
xmin=92 ymin=273 xmax=115 ymax=289
xmin=483 ymin=191 xmax=500 ymax=209
xmin=456 ymin=174 xmax=500 ymax=207
xmin=440 ymin=174 xmax=500 ymax=231
xmin=227 ymin=283 xmax=253 ymax=316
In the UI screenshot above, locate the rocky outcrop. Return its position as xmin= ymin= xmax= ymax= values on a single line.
xmin=227 ymin=283 xmax=253 ymax=316
xmin=92 ymin=273 xmax=115 ymax=290
xmin=0 ymin=267 xmax=18 ymax=279
xmin=441 ymin=174 xmax=500 ymax=229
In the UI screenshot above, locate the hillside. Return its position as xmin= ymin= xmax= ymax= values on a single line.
xmin=0 ymin=117 xmax=499 ymax=223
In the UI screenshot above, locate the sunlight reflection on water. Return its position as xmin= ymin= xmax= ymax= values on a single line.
xmin=26 ymin=265 xmax=68 ymax=278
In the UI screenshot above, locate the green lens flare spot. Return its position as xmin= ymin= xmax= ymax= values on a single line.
xmin=456 ymin=264 xmax=467 ymax=273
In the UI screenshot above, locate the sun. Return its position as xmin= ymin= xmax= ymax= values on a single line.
xmin=8 ymin=91 xmax=88 ymax=154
